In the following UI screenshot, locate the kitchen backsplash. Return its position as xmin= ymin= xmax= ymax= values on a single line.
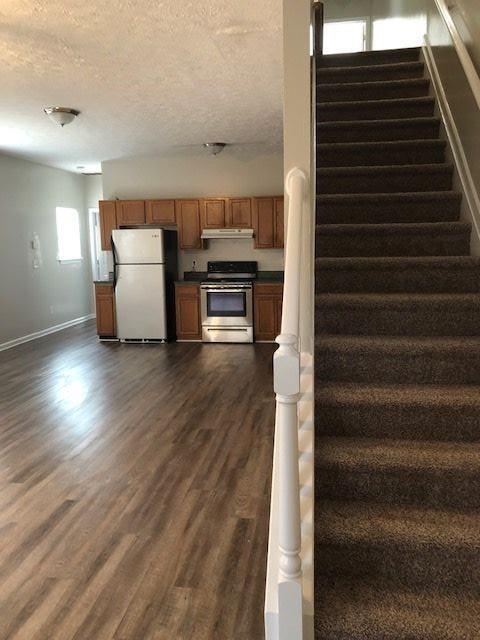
xmin=178 ymin=239 xmax=284 ymax=273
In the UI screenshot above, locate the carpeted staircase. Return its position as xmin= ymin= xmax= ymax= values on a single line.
xmin=314 ymin=47 xmax=480 ymax=639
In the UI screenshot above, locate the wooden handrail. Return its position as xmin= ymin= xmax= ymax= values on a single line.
xmin=433 ymin=0 xmax=480 ymax=112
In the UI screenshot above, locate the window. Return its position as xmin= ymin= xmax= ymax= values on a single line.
xmin=324 ymin=20 xmax=367 ymax=55
xmin=56 ymin=207 xmax=82 ymax=262
xmin=372 ymin=15 xmax=427 ymax=50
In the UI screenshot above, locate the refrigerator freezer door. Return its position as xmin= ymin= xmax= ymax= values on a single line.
xmin=112 ymin=229 xmax=164 ymax=264
xmin=115 ymin=264 xmax=167 ymax=340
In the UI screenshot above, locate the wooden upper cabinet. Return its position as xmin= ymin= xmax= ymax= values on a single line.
xmin=99 ymin=200 xmax=117 ymax=251
xmin=274 ymin=197 xmax=284 ymax=248
xmin=116 ymin=200 xmax=146 ymax=226
xmin=227 ymin=198 xmax=252 ymax=228
xmin=253 ymin=197 xmax=275 ymax=248
xmin=145 ymin=200 xmax=176 ymax=225
xmin=201 ymin=198 xmax=227 ymax=229
xmin=175 ymin=199 xmax=202 ymax=250
xmin=253 ymin=196 xmax=284 ymax=249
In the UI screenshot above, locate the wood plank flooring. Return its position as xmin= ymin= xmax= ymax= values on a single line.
xmin=0 ymin=321 xmax=275 ymax=639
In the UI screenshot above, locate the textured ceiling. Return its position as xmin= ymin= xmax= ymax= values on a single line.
xmin=0 ymin=0 xmax=283 ymax=173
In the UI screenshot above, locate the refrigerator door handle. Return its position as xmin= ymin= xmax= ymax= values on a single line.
xmin=111 ymin=235 xmax=118 ymax=289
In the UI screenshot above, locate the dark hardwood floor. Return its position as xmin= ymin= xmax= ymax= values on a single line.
xmin=0 ymin=321 xmax=275 ymax=640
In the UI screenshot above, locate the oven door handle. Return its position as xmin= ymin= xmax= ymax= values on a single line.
xmin=200 ymin=287 xmax=251 ymax=293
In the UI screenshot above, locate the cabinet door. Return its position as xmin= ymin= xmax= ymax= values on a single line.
xmin=227 ymin=198 xmax=252 ymax=228
xmin=99 ymin=201 xmax=117 ymax=251
xmin=145 ymin=200 xmax=176 ymax=225
xmin=95 ymin=285 xmax=116 ymax=336
xmin=175 ymin=285 xmax=201 ymax=340
xmin=274 ymin=197 xmax=284 ymax=248
xmin=201 ymin=199 xmax=227 ymax=229
xmin=175 ymin=200 xmax=202 ymax=250
xmin=116 ymin=200 xmax=146 ymax=225
xmin=253 ymin=197 xmax=275 ymax=248
xmin=254 ymin=296 xmax=277 ymax=341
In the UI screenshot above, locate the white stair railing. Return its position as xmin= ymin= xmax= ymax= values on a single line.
xmin=273 ymin=167 xmax=308 ymax=639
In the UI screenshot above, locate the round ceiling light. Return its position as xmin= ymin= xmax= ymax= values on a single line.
xmin=44 ymin=106 xmax=80 ymax=127
xmin=203 ymin=142 xmax=227 ymax=156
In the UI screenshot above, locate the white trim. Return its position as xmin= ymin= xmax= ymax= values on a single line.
xmin=432 ymin=0 xmax=480 ymax=113
xmin=57 ymin=257 xmax=83 ymax=264
xmin=423 ymin=37 xmax=480 ymax=249
xmin=0 ymin=314 xmax=95 ymax=352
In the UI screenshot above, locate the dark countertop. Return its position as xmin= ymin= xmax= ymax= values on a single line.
xmin=175 ymin=270 xmax=284 ymax=285
xmin=94 ymin=278 xmax=114 ymax=285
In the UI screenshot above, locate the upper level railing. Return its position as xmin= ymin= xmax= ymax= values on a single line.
xmin=433 ymin=0 xmax=480 ymax=111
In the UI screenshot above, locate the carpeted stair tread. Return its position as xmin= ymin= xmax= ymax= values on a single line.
xmin=315 ymin=581 xmax=480 ymax=640
xmin=316 ymin=47 xmax=421 ymax=68
xmin=317 ymin=116 xmax=441 ymax=143
xmin=315 ymin=255 xmax=480 ymax=293
xmin=315 ymin=436 xmax=480 ymax=510
xmin=317 ymin=96 xmax=435 ymax=122
xmin=315 ymin=334 xmax=480 ymax=384
xmin=314 ymin=499 xmax=480 ymax=592
xmin=317 ymin=77 xmax=430 ymax=102
xmin=315 ymin=221 xmax=470 ymax=257
xmin=317 ymin=61 xmax=425 ymax=84
xmin=317 ymin=163 xmax=453 ymax=194
xmin=318 ymin=498 xmax=480 ymax=561
xmin=315 ymin=382 xmax=480 ymax=441
xmin=315 ymin=292 xmax=480 ymax=335
xmin=317 ymin=437 xmax=480 ymax=477
xmin=316 ymin=191 xmax=462 ymax=224
xmin=317 ymin=139 xmax=446 ymax=167
xmin=316 ymin=451 xmax=480 ymax=508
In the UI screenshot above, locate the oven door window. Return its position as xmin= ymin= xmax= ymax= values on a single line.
xmin=207 ymin=291 xmax=246 ymax=317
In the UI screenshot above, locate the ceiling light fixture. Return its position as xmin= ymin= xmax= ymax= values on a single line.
xmin=203 ymin=142 xmax=227 ymax=156
xmin=44 ymin=106 xmax=80 ymax=127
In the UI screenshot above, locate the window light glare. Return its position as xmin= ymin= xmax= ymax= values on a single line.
xmin=56 ymin=207 xmax=82 ymax=262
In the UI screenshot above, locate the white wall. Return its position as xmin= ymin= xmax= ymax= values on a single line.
xmin=0 ymin=154 xmax=92 ymax=344
xmin=85 ymin=174 xmax=103 ymax=209
xmin=101 ymin=150 xmax=284 ymax=273
xmin=451 ymin=0 xmax=480 ymax=73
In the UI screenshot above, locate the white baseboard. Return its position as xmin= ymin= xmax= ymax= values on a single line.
xmin=422 ymin=38 xmax=480 ymax=253
xmin=0 ymin=313 xmax=95 ymax=353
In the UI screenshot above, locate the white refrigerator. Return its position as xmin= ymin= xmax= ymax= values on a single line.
xmin=112 ymin=229 xmax=175 ymax=341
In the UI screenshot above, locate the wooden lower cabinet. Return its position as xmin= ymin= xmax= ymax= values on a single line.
xmin=254 ymin=283 xmax=283 ymax=341
xmin=175 ymin=284 xmax=202 ymax=341
xmin=95 ymin=284 xmax=116 ymax=337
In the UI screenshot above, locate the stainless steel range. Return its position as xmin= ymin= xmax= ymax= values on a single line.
xmin=200 ymin=261 xmax=257 ymax=343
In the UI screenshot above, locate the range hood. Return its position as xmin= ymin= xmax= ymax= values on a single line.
xmin=201 ymin=228 xmax=254 ymax=240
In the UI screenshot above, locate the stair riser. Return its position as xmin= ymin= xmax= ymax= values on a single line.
xmin=317 ymin=80 xmax=430 ymax=103
xmin=315 ymin=264 xmax=480 ymax=293
xmin=315 ymin=231 xmax=470 ymax=257
xmin=317 ymin=170 xmax=453 ymax=194
xmin=318 ymin=120 xmax=441 ymax=143
xmin=315 ymin=402 xmax=480 ymax=442
xmin=317 ymin=100 xmax=435 ymax=122
xmin=315 ymin=344 xmax=480 ymax=384
xmin=317 ymin=63 xmax=424 ymax=84
xmin=317 ymin=48 xmax=421 ymax=68
xmin=316 ymin=464 xmax=480 ymax=510
xmin=316 ymin=197 xmax=461 ymax=224
xmin=315 ymin=541 xmax=480 ymax=595
xmin=317 ymin=144 xmax=446 ymax=167
xmin=315 ymin=301 xmax=480 ymax=336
